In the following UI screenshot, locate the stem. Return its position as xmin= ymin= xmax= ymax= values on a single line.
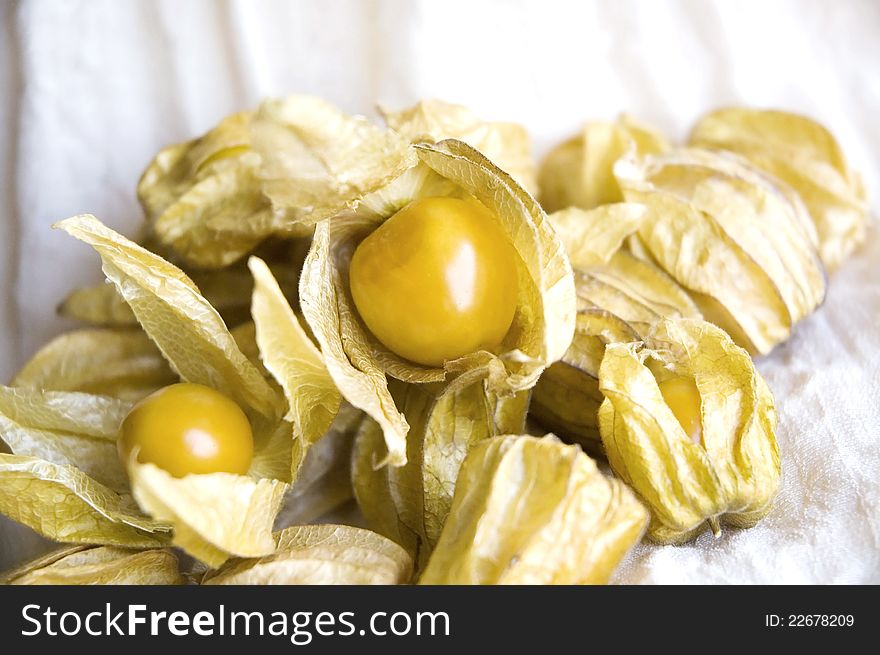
xmin=708 ymin=516 xmax=721 ymax=537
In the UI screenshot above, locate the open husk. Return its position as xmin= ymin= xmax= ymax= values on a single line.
xmin=300 ymin=139 xmax=575 ymax=467
xmin=598 ymin=318 xmax=781 ymax=543
xmin=6 ymin=216 xmax=348 ymax=566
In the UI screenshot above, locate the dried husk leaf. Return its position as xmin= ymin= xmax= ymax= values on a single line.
xmin=0 ymin=386 xmax=130 ymax=492
xmin=2 ymin=545 xmax=185 ymax=585
xmin=277 ymin=403 xmax=361 ymax=527
xmin=55 ymin=215 xmax=281 ymax=421
xmin=11 ymin=328 xmax=176 ymax=402
xmin=419 ymin=435 xmax=648 ymax=584
xmin=61 ymin=254 xmax=302 ymax=331
xmin=249 ymin=256 xmax=342 ymax=478
xmin=598 ymin=318 xmax=780 ymax=543
xmin=381 ymin=98 xmax=537 ymax=195
xmin=614 ymin=148 xmax=826 ymax=354
xmin=252 ymin=95 xmax=418 ymax=226
xmin=0 ymin=453 xmax=169 ymax=547
xmin=299 ymin=218 xmax=411 ymax=467
xmin=689 ymin=107 xmax=869 ymax=270
xmin=137 ymin=111 xmax=291 ymax=269
xmin=538 ymin=114 xmax=669 ymax=213
xmin=301 ymin=140 xmax=575 ymax=465
xmin=352 ymin=378 xmax=529 ymax=568
xmin=53 ymin=216 xmax=305 ymax=566
xmin=127 ymin=461 xmax=287 ymax=568
xmin=532 ymin=204 xmax=700 ymax=449
xmin=547 ymin=203 xmax=646 ymax=269
xmin=202 ymin=525 xmax=412 ymax=585
xmin=58 ymin=282 xmax=137 ymax=326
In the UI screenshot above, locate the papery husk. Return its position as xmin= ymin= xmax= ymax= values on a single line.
xmin=300 ymin=139 xmax=575 ymax=466
xmin=60 ymin=243 xmax=304 ymax=331
xmin=137 ymin=111 xmax=292 ymax=269
xmin=0 ymin=453 xmax=169 ymax=547
xmin=58 ymin=282 xmax=137 ymax=326
xmin=127 ymin=461 xmax=287 ymax=568
xmin=614 ymin=148 xmax=826 ymax=354
xmin=598 ymin=318 xmax=780 ymax=544
xmin=351 ymin=378 xmax=529 ymax=568
xmin=689 ymin=107 xmax=869 ymax=270
xmin=54 ymin=216 xmax=299 ymax=566
xmin=2 ymin=545 xmax=185 ymax=585
xmin=547 ymin=203 xmax=646 ymax=270
xmin=252 ymin=95 xmax=418 ymax=227
xmin=0 ymin=386 xmax=131 ymax=492
xmin=202 ymin=525 xmax=412 ymax=585
xmin=249 ymin=256 xmax=342 ymax=479
xmin=538 ymin=114 xmax=669 ymax=213
xmin=11 ymin=328 xmax=176 ymax=402
xmin=55 ymin=215 xmax=282 ymax=421
xmin=532 ymin=205 xmax=700 ymax=449
xmin=138 ymin=97 xmax=413 ymax=269
xmin=419 ymin=435 xmax=647 ymax=584
xmin=276 ymin=403 xmax=362 ymax=527
xmin=381 ymin=98 xmax=537 ymax=195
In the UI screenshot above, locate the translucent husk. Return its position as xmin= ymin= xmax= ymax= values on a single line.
xmin=1 ymin=544 xmax=185 ymax=585
xmin=59 ymin=241 xmax=305 ymax=331
xmin=11 ymin=328 xmax=176 ymax=402
xmin=538 ymin=114 xmax=669 ymax=213
xmin=136 ymin=95 xmax=418 ymax=270
xmin=251 ymin=96 xmax=418 ymax=229
xmin=689 ymin=107 xmax=869 ymax=270
xmin=614 ymin=147 xmax=826 ymax=355
xmin=300 ymin=139 xmax=575 ymax=467
xmin=137 ymin=111 xmax=287 ymax=269
xmin=381 ymin=98 xmax=537 ymax=195
xmin=0 ymin=453 xmax=170 ymax=548
xmin=419 ymin=435 xmax=648 ymax=584
xmin=202 ymin=525 xmax=413 ymax=585
xmin=598 ymin=318 xmax=781 ymax=544
xmin=351 ymin=377 xmax=529 ymax=569
xmin=531 ymin=205 xmax=700 ymax=450
xmin=12 ymin=215 xmax=351 ymax=567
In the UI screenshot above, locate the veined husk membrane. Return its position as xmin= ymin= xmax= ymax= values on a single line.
xmin=419 ymin=434 xmax=648 ymax=584
xmin=294 ymin=139 xmax=574 ymax=569
xmin=539 ymin=110 xmax=837 ymax=357
xmin=689 ymin=107 xmax=869 ymax=271
xmin=538 ymin=114 xmax=670 ymax=213
xmin=598 ymin=318 xmax=781 ymax=544
xmin=0 ymin=215 xmax=360 ymax=569
xmin=531 ymin=204 xmax=701 ymax=451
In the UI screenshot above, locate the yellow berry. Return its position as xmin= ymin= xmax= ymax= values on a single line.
xmin=349 ymin=197 xmax=518 ymax=367
xmin=119 ymin=383 xmax=253 ymax=477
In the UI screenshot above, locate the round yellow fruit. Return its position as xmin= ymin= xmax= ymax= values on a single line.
xmin=658 ymin=377 xmax=703 ymax=444
xmin=349 ymin=196 xmax=519 ymax=367
xmin=118 ymin=382 xmax=254 ymax=477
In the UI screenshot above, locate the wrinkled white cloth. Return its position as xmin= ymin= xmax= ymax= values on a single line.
xmin=1 ymin=0 xmax=878 ymax=582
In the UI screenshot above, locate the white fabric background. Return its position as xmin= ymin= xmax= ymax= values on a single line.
xmin=1 ymin=0 xmax=878 ymax=582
